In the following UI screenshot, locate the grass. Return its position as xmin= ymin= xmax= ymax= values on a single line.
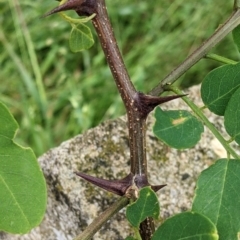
xmin=0 ymin=0 xmax=237 ymax=156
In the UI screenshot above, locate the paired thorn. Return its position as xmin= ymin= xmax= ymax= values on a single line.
xmin=75 ymin=172 xmax=166 ymax=197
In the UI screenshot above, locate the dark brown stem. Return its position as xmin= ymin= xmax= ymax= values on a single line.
xmin=44 ymin=0 xmax=173 ymax=238
xmin=86 ymin=1 xmax=181 ymax=238
xmin=91 ymin=0 xmax=149 ymax=180
xmin=90 ymin=1 xmax=154 ymax=238
xmin=91 ymin=0 xmax=136 ymax=105
xmin=89 ymin=0 xmax=182 ymax=180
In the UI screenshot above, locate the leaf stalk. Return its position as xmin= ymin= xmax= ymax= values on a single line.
xmin=205 ymin=53 xmax=238 ymax=65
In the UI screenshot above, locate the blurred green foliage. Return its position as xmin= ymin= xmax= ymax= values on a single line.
xmin=0 ymin=0 xmax=238 ymax=156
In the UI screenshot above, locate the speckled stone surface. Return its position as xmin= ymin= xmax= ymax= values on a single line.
xmin=1 ymin=85 xmax=229 ymax=240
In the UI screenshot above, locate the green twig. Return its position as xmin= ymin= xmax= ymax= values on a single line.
xmin=150 ymin=8 xmax=240 ymax=96
xmin=73 ymin=197 xmax=129 ymax=240
xmin=133 ymin=227 xmax=142 ymax=240
xmin=167 ymin=86 xmax=240 ymax=160
xmin=205 ymin=53 xmax=238 ymax=65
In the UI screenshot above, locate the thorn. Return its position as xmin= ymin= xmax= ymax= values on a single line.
xmin=75 ymin=172 xmax=134 ymax=196
xmin=141 ymin=93 xmax=187 ymax=106
xmin=151 ymin=184 xmax=167 ymax=192
xmin=134 ymin=174 xmax=166 ymax=192
xmin=136 ymin=92 xmax=186 ymax=117
xmin=42 ymin=0 xmax=85 ymax=18
xmin=42 ymin=0 xmax=96 ymax=18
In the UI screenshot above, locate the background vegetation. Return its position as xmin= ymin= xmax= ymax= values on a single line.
xmin=0 ymin=0 xmax=237 ymax=156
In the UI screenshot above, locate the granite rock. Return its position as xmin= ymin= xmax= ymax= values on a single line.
xmin=1 ymin=85 xmax=229 ymax=240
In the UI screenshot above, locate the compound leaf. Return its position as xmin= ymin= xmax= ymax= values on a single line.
xmin=153 ymin=107 xmax=204 ymax=149
xmin=126 ymin=186 xmax=159 ymax=228
xmin=0 ymin=102 xmax=47 ymax=234
xmin=192 ymin=159 xmax=240 ymax=240
xmin=201 ymin=62 xmax=240 ymax=115
xmin=224 ymin=87 xmax=240 ymax=144
xmin=152 ymin=211 xmax=218 ymax=240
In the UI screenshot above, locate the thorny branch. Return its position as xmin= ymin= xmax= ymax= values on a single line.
xmin=45 ymin=0 xmax=173 ymax=239
xmin=44 ymin=0 xmax=240 ymax=239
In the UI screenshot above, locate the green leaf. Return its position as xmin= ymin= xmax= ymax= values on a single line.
xmin=233 ymin=25 xmax=240 ymax=52
xmin=192 ymin=159 xmax=240 ymax=240
xmin=69 ymin=23 xmax=94 ymax=52
xmin=201 ymin=62 xmax=240 ymax=116
xmin=126 ymin=186 xmax=159 ymax=228
xmin=0 ymin=102 xmax=47 ymax=234
xmin=224 ymin=87 xmax=240 ymax=144
xmin=152 ymin=211 xmax=218 ymax=240
xmin=153 ymin=107 xmax=204 ymax=149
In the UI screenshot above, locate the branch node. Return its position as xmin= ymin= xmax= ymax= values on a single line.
xmin=134 ymin=92 xmax=186 ymax=118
